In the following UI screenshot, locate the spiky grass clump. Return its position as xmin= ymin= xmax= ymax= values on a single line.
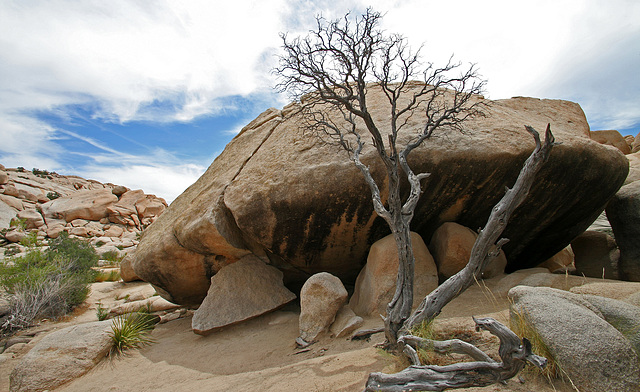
xmin=94 ymin=269 xmax=121 ymax=282
xmin=510 ymin=306 xmax=560 ymax=379
xmin=108 ymin=312 xmax=156 ymax=357
xmin=96 ymin=302 xmax=110 ymax=321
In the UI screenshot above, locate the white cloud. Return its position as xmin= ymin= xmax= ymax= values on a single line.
xmin=80 ymin=163 xmax=206 ymax=204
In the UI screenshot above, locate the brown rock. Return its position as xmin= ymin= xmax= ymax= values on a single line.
xmin=133 ymin=89 xmax=628 ymax=306
xmin=0 ymin=170 xmax=8 ymax=185
xmin=16 ymin=209 xmax=44 ymax=229
xmin=349 ymin=232 xmax=438 ymax=316
xmin=46 ymin=225 xmax=65 ymax=239
xmin=17 ymin=188 xmax=38 ymax=202
xmin=570 ymin=281 xmax=640 ymax=306
xmin=191 ymin=255 xmax=296 ymax=335
xmin=135 ymin=195 xmax=167 ymax=219
xmin=111 ymin=185 xmax=128 ymax=196
xmin=429 ymin=222 xmax=507 ymax=279
xmin=4 ymin=228 xmax=25 ymax=243
xmin=0 ymin=194 xmax=23 ymax=211
xmin=41 ymin=189 xmax=118 ymax=222
xmin=571 ymin=231 xmax=619 ymax=279
xmin=591 ymin=129 xmax=632 ymax=154
xmin=69 ymin=226 xmax=89 ymax=237
xmin=119 ymin=255 xmax=141 ymax=282
xmin=298 ymin=272 xmax=348 ymax=343
xmin=625 ymin=152 xmax=640 ymax=185
xmin=103 ymin=225 xmax=125 ymax=238
xmin=537 ymin=246 xmax=575 ymax=273
xmin=2 ymin=185 xmax=20 ymax=198
xmin=107 ymin=189 xmax=145 ymax=225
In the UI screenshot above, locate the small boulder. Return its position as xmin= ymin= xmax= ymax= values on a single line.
xmin=350 ymin=232 xmax=438 ymax=317
xmin=298 ymin=272 xmax=348 ymax=344
xmin=192 ymin=255 xmax=296 ymax=335
xmin=330 ymin=305 xmax=364 ymax=338
xmin=632 ymin=131 xmax=640 ymax=153
xmin=537 ymin=246 xmax=574 ymax=273
xmin=41 ymin=189 xmax=118 ymax=222
xmin=429 ymin=222 xmax=507 ymax=279
xmin=0 ymin=194 xmax=23 ymax=211
xmin=0 ymin=170 xmax=8 ymax=185
xmin=10 ymin=320 xmax=114 ymax=392
xmin=4 ymin=228 xmax=25 ymax=243
xmin=111 ymin=185 xmax=128 ymax=196
xmin=509 ymin=286 xmax=640 ymax=392
xmin=570 ymin=230 xmax=619 ymax=279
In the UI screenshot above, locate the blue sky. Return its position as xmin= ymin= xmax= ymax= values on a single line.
xmin=1 ymin=0 xmax=639 ymax=202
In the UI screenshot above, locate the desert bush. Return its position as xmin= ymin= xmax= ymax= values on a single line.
xmin=0 ymin=233 xmax=99 ymax=332
xmin=19 ymin=231 xmax=40 ymax=247
xmin=96 ymin=302 xmax=109 ymax=321
xmin=108 ymin=311 xmax=156 ymax=356
xmin=46 ymin=191 xmax=61 ymax=200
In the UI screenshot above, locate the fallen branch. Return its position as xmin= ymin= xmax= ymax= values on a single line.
xmin=365 ymin=317 xmax=547 ymax=391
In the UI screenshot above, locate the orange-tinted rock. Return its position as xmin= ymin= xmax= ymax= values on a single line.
xmin=591 ymin=129 xmax=631 ymax=154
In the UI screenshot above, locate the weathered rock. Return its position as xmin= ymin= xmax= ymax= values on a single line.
xmin=119 ymin=255 xmax=141 ymax=282
xmin=570 ymin=281 xmax=640 ymax=307
xmin=10 ymin=320 xmax=113 ymax=392
xmin=349 ymin=232 xmax=438 ymax=316
xmin=111 ymin=185 xmax=128 ymax=196
xmin=0 ymin=170 xmax=8 ymax=185
xmin=509 ymin=286 xmax=640 ymax=392
xmin=133 ymin=89 xmax=628 ymax=305
xmin=135 ymin=195 xmax=167 ymax=219
xmin=570 ymin=230 xmax=619 ymax=279
xmin=2 ymin=184 xmax=20 ymax=198
xmin=45 ymin=224 xmax=65 ymax=239
xmin=632 ymin=131 xmax=640 ymax=153
xmin=0 ymin=201 xmax=17 ymax=229
xmin=107 ymin=189 xmax=145 ymax=225
xmin=109 ymin=296 xmax=179 ymax=316
xmin=41 ymin=189 xmax=118 ymax=223
xmin=606 ymin=180 xmax=640 ymax=281
xmin=429 ymin=222 xmax=507 ymax=279
xmin=590 ymin=129 xmax=632 ymax=154
xmin=103 ymin=224 xmax=125 ymax=238
xmin=299 ymin=272 xmax=348 ymax=343
xmin=192 ymin=255 xmax=296 ymax=335
xmin=626 ymin=152 xmax=640 ymax=185
xmin=4 ymin=228 xmax=25 ymax=243
xmin=330 ymin=305 xmax=364 ymax=338
xmin=0 ymin=194 xmax=24 ymax=211
xmin=16 ymin=209 xmax=44 ymax=229
xmin=537 ymin=246 xmax=574 ymax=273
xmin=69 ymin=226 xmax=89 ymax=237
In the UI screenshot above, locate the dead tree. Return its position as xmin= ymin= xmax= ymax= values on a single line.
xmin=275 ymin=8 xmax=554 ymax=390
xmin=276 ymin=8 xmax=484 ymax=346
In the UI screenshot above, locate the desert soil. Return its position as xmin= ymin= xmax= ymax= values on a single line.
xmin=0 ymin=279 xmax=575 ymax=392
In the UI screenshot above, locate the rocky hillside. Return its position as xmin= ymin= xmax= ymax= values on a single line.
xmin=0 ymin=164 xmax=167 ymax=260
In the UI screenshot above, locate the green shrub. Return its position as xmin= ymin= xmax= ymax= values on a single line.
xmin=94 ymin=240 xmax=106 ymax=248
xmin=108 ymin=312 xmax=156 ymax=356
xmin=19 ymin=232 xmax=40 ymax=247
xmin=101 ymin=250 xmax=122 ymax=263
xmin=46 ymin=191 xmax=61 ymax=200
xmin=0 ymin=233 xmax=99 ymax=332
xmin=96 ymin=302 xmax=110 ymax=321
xmin=10 ymin=218 xmax=27 ymax=230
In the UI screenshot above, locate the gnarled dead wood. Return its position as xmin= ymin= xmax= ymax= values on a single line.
xmin=364 ymin=317 xmax=547 ymax=392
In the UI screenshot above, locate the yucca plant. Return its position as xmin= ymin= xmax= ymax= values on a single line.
xmin=108 ymin=311 xmax=156 ymax=357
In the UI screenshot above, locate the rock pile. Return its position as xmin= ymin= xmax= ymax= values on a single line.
xmin=0 ymin=165 xmax=167 ymax=260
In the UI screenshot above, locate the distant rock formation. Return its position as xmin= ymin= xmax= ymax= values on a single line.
xmin=0 ymin=165 xmax=167 ymax=259
xmin=132 ymin=86 xmax=629 ymax=306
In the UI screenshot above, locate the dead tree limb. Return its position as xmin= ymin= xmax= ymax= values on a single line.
xmin=402 ymin=124 xmax=557 ymax=332
xmin=364 ymin=317 xmax=547 ymax=391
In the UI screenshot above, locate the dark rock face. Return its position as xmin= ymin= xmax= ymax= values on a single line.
xmin=133 ymin=86 xmax=628 ymax=305
xmin=607 ymin=180 xmax=640 ymax=281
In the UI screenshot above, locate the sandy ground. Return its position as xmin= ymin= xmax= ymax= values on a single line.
xmin=0 ymin=277 xmax=576 ymax=392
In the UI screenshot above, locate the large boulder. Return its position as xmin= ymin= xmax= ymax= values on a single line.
xmin=606 ymin=180 xmax=640 ymax=281
xmin=41 ymin=189 xmax=118 ymax=223
xmin=10 ymin=320 xmax=114 ymax=392
xmin=191 ymin=255 xmax=296 ymax=335
xmin=509 ymin=286 xmax=640 ymax=392
xmin=590 ymin=129 xmax=632 ymax=154
xmin=349 ymin=232 xmax=438 ymax=316
xmin=132 ymin=88 xmax=628 ymax=305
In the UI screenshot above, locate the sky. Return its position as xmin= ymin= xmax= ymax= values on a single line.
xmin=1 ymin=0 xmax=639 ymax=203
